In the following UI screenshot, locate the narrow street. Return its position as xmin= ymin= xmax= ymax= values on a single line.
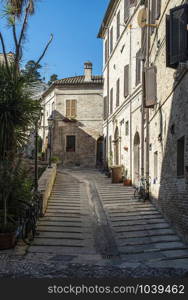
xmin=1 ymin=168 xmax=188 ymax=278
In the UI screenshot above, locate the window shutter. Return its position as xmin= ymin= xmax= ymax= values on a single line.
xmin=116 ymin=79 xmax=120 ymax=107
xmin=145 ymin=66 xmax=157 ymax=108
xmin=110 ymin=88 xmax=113 ymax=114
xmin=124 ymin=0 xmax=130 ymax=23
xmin=170 ymin=4 xmax=188 ymax=66
xmin=136 ymin=49 xmax=141 ymax=86
xmin=66 ymin=100 xmax=71 ymax=117
xmin=116 ymin=11 xmax=120 ymax=40
xmin=141 ymin=27 xmax=147 ymax=59
xmin=71 ymin=100 xmax=77 ymax=117
xmin=104 ymin=96 xmax=109 ymax=120
xmin=124 ymin=65 xmax=129 ymax=98
xmin=105 ymin=39 xmax=109 ymax=64
xmin=151 ymin=0 xmax=156 ymax=34
xmin=110 ymin=27 xmax=113 ymax=54
xmin=155 ymin=0 xmax=161 ymax=20
xmin=166 ymin=15 xmax=171 ymax=68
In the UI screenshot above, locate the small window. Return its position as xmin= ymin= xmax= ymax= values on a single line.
xmin=110 ymin=88 xmax=113 ymax=114
xmin=110 ymin=27 xmax=113 ymax=54
xmin=154 ymin=151 xmax=158 ymax=179
xmin=105 ymin=38 xmax=109 ymax=64
xmin=116 ymin=11 xmax=120 ymax=40
xmin=124 ymin=0 xmax=130 ymax=22
xmin=124 ymin=65 xmax=129 ymax=98
xmin=103 ymin=96 xmax=108 ymax=120
xmin=66 ymin=136 xmax=76 ymax=152
xmin=125 ymin=121 xmax=129 ymax=136
xmin=177 ymin=136 xmax=185 ymax=177
xmin=116 ymin=79 xmax=120 ymax=107
xmin=136 ymin=49 xmax=141 ymax=86
xmin=145 ymin=66 xmax=157 ymax=107
xmin=66 ymin=100 xmax=77 ymax=117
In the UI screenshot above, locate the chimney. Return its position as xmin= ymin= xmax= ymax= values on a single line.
xmin=84 ymin=61 xmax=92 ymax=82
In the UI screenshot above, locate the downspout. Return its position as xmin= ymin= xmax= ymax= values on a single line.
xmin=129 ymin=24 xmax=133 ymax=180
xmin=145 ymin=0 xmax=151 ymax=181
xmin=106 ymin=29 xmax=110 ymax=169
xmin=141 ymin=58 xmax=145 ymax=177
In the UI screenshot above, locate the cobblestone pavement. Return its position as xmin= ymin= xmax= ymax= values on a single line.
xmin=1 ymin=168 xmax=188 ymax=278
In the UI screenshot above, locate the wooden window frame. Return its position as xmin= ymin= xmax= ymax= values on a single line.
xmin=66 ymin=99 xmax=77 ymax=118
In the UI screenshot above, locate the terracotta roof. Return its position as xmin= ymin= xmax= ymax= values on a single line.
xmin=55 ymin=75 xmax=103 ymax=85
xmin=42 ymin=75 xmax=103 ymax=98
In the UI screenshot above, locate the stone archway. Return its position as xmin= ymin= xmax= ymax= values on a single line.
xmin=134 ymin=132 xmax=140 ymax=185
xmin=114 ymin=127 xmax=119 ymax=165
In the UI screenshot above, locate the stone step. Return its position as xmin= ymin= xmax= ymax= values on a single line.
xmin=36 ymin=232 xmax=84 ymax=239
xmin=116 ymin=228 xmax=174 ymax=237
xmin=40 ymin=217 xmax=82 ymax=222
xmin=32 ymin=238 xmax=84 ymax=247
xmin=114 ymin=223 xmax=170 ymax=232
xmin=119 ymin=242 xmax=187 ymax=254
xmin=118 ymin=235 xmax=180 ymax=246
xmin=37 ymin=221 xmax=83 ymax=227
xmin=111 ymin=218 xmax=167 ymax=226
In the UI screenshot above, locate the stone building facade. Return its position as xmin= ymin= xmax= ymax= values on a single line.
xmin=99 ymin=0 xmax=188 ymax=242
xmin=40 ymin=62 xmax=103 ymax=167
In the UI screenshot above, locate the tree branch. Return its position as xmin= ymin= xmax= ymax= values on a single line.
xmin=15 ymin=5 xmax=30 ymax=66
xmin=12 ymin=22 xmax=18 ymax=49
xmin=34 ymin=34 xmax=53 ymax=71
xmin=0 ymin=32 xmax=10 ymax=75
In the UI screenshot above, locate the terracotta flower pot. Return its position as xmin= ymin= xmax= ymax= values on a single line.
xmin=0 ymin=232 xmax=16 ymax=250
xmin=123 ymin=179 xmax=132 ymax=186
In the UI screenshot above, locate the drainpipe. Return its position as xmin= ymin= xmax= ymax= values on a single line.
xmin=145 ymin=0 xmax=151 ymax=181
xmin=141 ymin=58 xmax=145 ymax=178
xmin=129 ymin=24 xmax=133 ymax=180
xmin=106 ymin=29 xmax=110 ymax=170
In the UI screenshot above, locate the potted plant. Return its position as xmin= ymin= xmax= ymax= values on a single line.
xmin=123 ymin=169 xmax=132 ymax=186
xmin=0 ymin=223 xmax=17 ymax=250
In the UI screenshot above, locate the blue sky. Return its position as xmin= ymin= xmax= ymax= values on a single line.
xmin=0 ymin=0 xmax=109 ymax=81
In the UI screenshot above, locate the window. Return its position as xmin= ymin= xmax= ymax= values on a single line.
xmin=105 ymin=39 xmax=109 ymax=64
xmin=110 ymin=88 xmax=113 ymax=114
xmin=66 ymin=100 xmax=77 ymax=117
xmin=66 ymin=136 xmax=76 ymax=152
xmin=124 ymin=0 xmax=130 ymax=22
xmin=177 ymin=136 xmax=185 ymax=177
xmin=125 ymin=121 xmax=129 ymax=136
xmin=151 ymin=0 xmax=161 ymax=34
xmin=110 ymin=27 xmax=113 ymax=54
xmin=124 ymin=65 xmax=129 ymax=98
xmin=154 ymin=151 xmax=158 ymax=179
xmin=116 ymin=79 xmax=120 ymax=107
xmin=103 ymin=96 xmax=109 ymax=120
xmin=136 ymin=49 xmax=141 ymax=86
xmin=116 ymin=11 xmax=120 ymax=40
xmin=166 ymin=4 xmax=188 ymax=68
